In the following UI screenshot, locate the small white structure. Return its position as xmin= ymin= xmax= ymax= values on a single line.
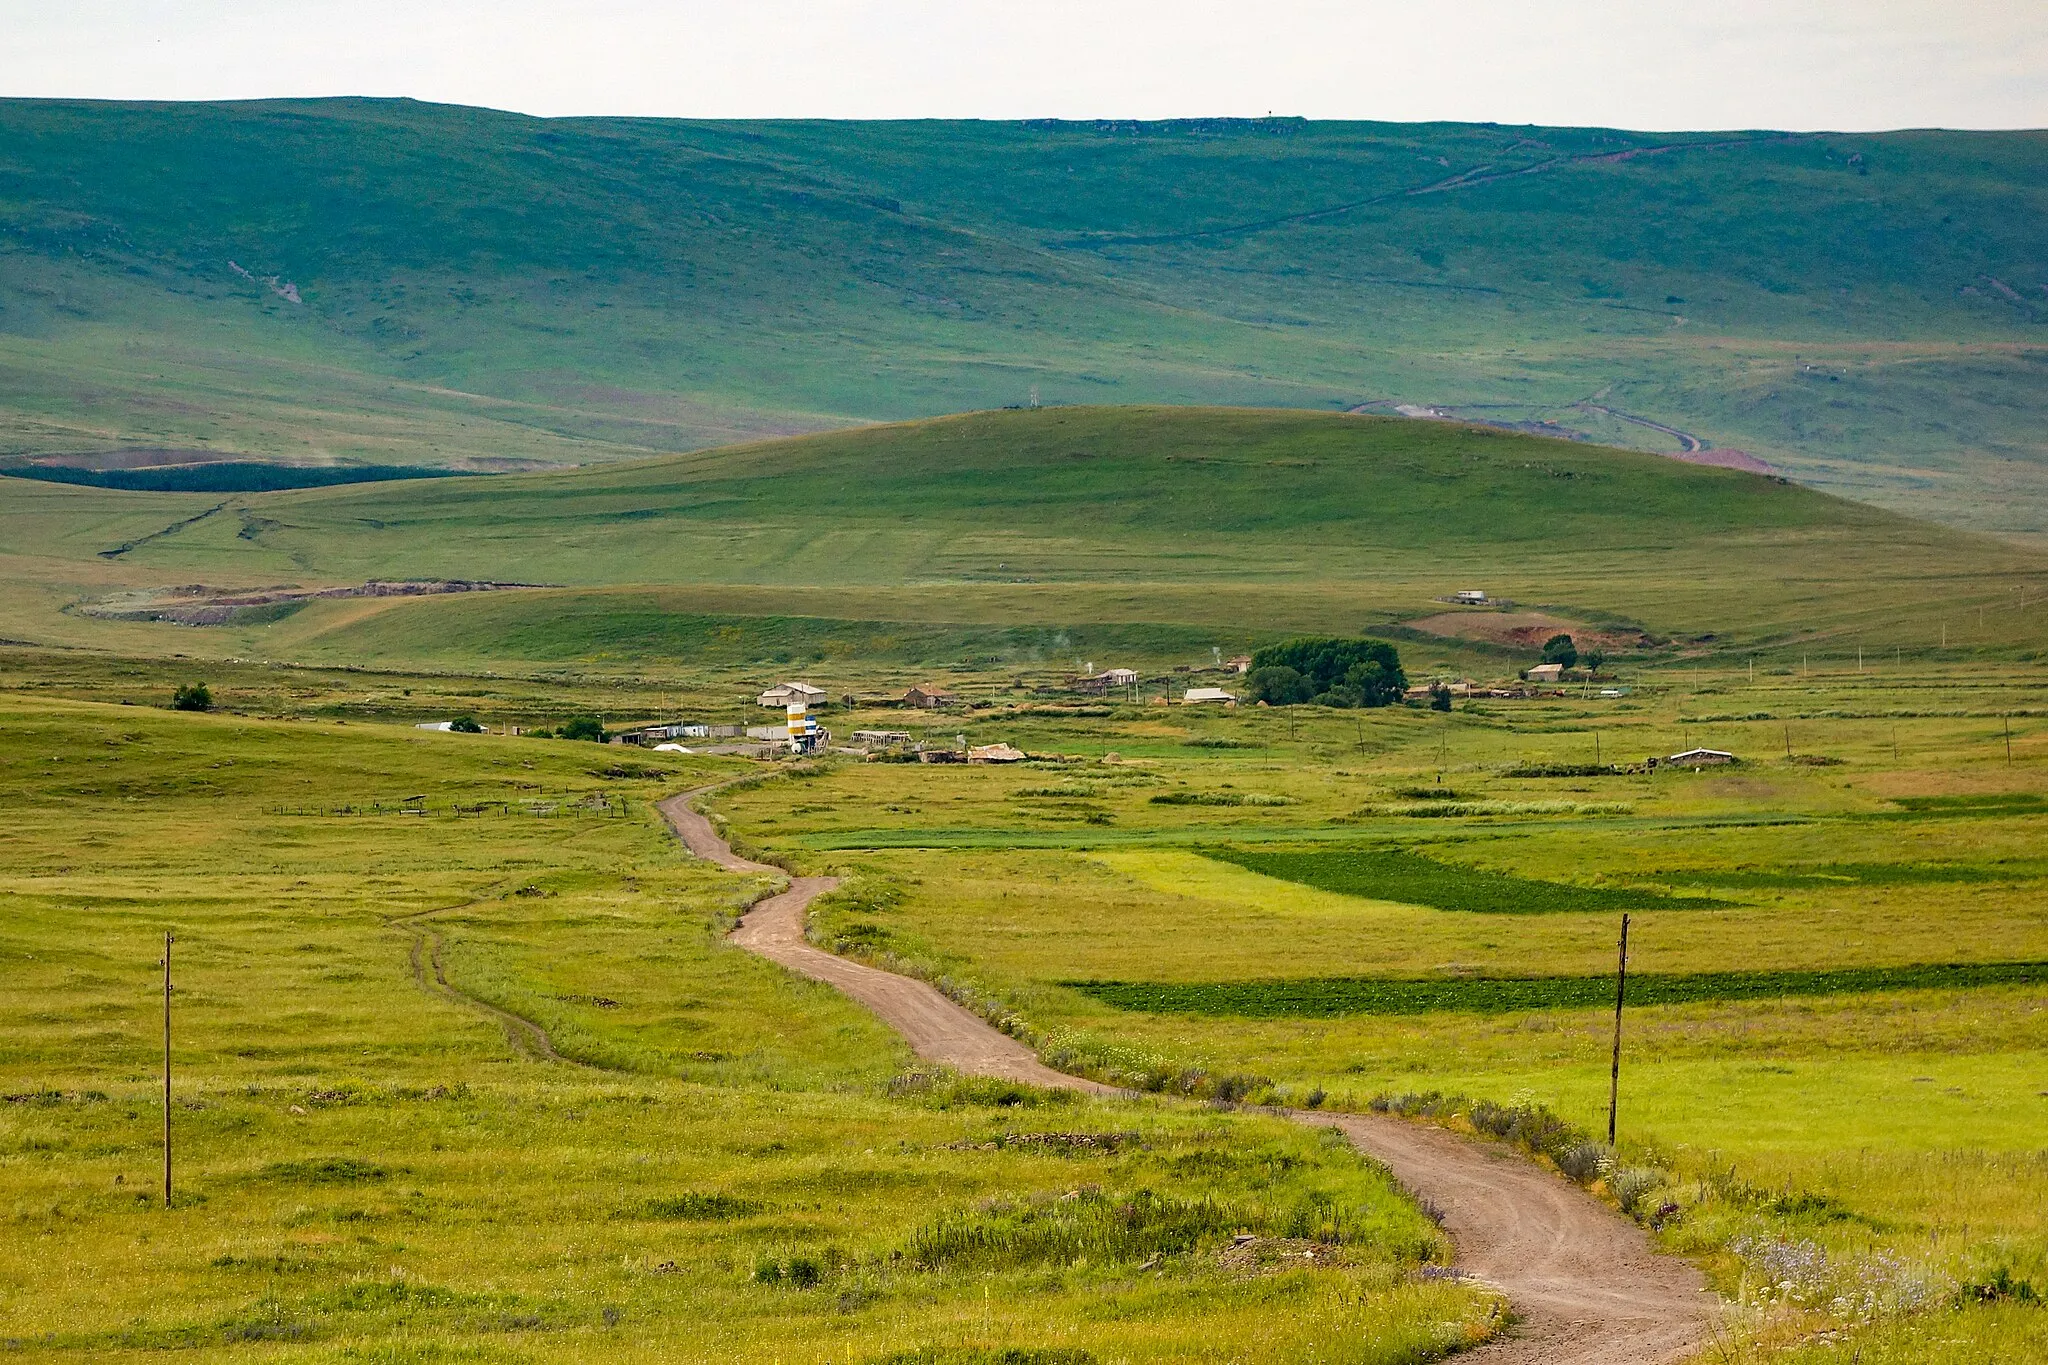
xmin=1453 ymin=590 xmax=1489 ymax=605
xmin=652 ymin=742 xmax=693 ymax=753
xmin=1663 ymin=747 xmax=1736 ymax=767
xmin=1182 ymin=687 xmax=1237 ymax=705
xmin=785 ymin=701 xmax=825 ymax=754
xmin=1526 ymin=663 xmax=1565 ymax=683
xmin=757 ymin=681 xmax=828 ymax=709
xmin=415 ymin=721 xmax=455 ymax=732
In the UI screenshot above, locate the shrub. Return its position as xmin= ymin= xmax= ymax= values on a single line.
xmin=1608 ymin=1167 xmax=1663 ymax=1217
xmin=1556 ymin=1141 xmax=1610 ymax=1183
xmin=448 ymin=715 xmax=484 ymax=734
xmin=557 ymin=715 xmax=605 ymax=743
xmin=170 ymin=682 xmax=212 ymax=712
xmin=643 ymin=1192 xmax=761 ymax=1221
xmin=909 ymin=1188 xmax=1238 ymax=1271
xmin=1540 ymin=633 xmax=1578 ymax=667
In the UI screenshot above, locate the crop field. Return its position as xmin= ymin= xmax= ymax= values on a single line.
xmin=0 ymin=693 xmax=1499 ymax=1363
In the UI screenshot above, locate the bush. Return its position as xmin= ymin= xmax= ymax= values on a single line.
xmin=1247 ymin=638 xmax=1407 ymax=707
xmin=448 ymin=715 xmax=484 ymax=734
xmin=170 ymin=682 xmax=212 ymax=712
xmin=1608 ymin=1167 xmax=1663 ymax=1217
xmin=557 ymin=715 xmax=605 ymax=743
xmin=1428 ymin=683 xmax=1452 ymax=711
xmin=1541 ymin=633 xmax=1578 ymax=667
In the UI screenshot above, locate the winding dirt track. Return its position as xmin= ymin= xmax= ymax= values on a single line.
xmin=658 ymin=788 xmax=1716 ymax=1363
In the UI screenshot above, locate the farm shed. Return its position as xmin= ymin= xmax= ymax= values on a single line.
xmin=967 ymin=743 xmax=1027 ymax=763
xmin=1661 ymin=748 xmax=1737 ymax=767
xmin=756 ymin=681 xmax=828 ymax=708
xmin=1182 ymin=687 xmax=1237 ymax=705
xmin=902 ymin=684 xmax=959 ymax=708
xmin=1525 ymin=663 xmax=1565 ymax=683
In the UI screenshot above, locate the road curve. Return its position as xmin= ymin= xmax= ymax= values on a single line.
xmin=659 ymin=786 xmax=1715 ymax=1363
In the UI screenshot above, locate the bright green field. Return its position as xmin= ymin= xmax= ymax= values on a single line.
xmin=0 ymin=693 xmax=1496 ymax=1363
xmin=2 ymin=101 xmax=2046 ymax=537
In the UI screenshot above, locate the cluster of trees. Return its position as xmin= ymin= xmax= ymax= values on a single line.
xmin=1245 ymin=637 xmax=1407 ymax=708
xmin=1539 ymin=634 xmax=1607 ymax=674
xmin=526 ymin=716 xmax=606 ymax=742
xmin=170 ymin=682 xmax=212 ymax=712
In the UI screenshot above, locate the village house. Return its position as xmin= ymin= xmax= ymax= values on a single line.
xmin=1225 ymin=655 xmax=1252 ymax=674
xmin=1525 ymin=663 xmax=1565 ymax=683
xmin=756 ymin=681 xmax=828 ymax=708
xmin=967 ymin=742 xmax=1027 ymax=763
xmin=1182 ymin=686 xmax=1237 ymax=705
xmin=1071 ymin=667 xmax=1140 ymax=694
xmin=901 ymin=684 xmax=959 ymax=708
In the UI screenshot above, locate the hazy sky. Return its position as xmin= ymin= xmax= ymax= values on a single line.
xmin=4 ymin=1 xmax=2044 ymax=131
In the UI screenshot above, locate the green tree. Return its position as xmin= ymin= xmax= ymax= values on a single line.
xmin=1245 ymin=665 xmax=1312 ymax=705
xmin=1541 ymin=633 xmax=1578 ymax=667
xmin=448 ymin=716 xmax=485 ymax=734
xmin=1249 ymin=637 xmax=1407 ymax=707
xmin=1582 ymin=648 xmax=1608 ymax=677
xmin=1429 ymin=683 xmax=1453 ymax=712
xmin=557 ymin=715 xmax=606 ymax=743
xmin=170 ymin=682 xmax=212 ymax=712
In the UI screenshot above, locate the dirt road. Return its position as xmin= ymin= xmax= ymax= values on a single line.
xmin=659 ymin=788 xmax=1715 ymax=1363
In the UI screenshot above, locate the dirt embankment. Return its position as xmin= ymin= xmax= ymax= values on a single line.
xmin=659 ymin=788 xmax=1717 ymax=1364
xmin=1405 ymin=611 xmax=1659 ymax=654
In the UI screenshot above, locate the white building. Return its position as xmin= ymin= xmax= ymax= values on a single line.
xmin=756 ymin=681 xmax=828 ymax=708
xmin=1453 ymin=590 xmax=1489 ymax=605
xmin=1526 ymin=663 xmax=1565 ymax=683
xmin=1182 ymin=687 xmax=1238 ymax=705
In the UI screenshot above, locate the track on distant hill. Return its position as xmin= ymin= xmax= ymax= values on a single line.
xmin=658 ymin=785 xmax=1718 ymax=1364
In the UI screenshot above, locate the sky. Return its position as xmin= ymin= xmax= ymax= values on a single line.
xmin=3 ymin=0 xmax=2044 ymax=131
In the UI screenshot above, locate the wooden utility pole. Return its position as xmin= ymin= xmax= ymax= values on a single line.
xmin=162 ymin=932 xmax=174 ymax=1209
xmin=2007 ymin=715 xmax=2014 ymax=765
xmin=1784 ymin=724 xmax=1792 ymax=759
xmin=1607 ymin=914 xmax=1630 ymax=1146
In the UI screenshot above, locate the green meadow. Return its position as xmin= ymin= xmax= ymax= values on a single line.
xmin=1 ymin=392 xmax=2045 ymax=1364
xmin=3 ymin=101 xmax=2046 ymax=536
xmin=0 ymin=693 xmax=1496 ymax=1363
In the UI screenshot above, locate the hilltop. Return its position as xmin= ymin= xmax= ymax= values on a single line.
xmin=0 ymin=100 xmax=2044 ymax=538
xmin=4 ymin=408 xmax=2042 ymax=668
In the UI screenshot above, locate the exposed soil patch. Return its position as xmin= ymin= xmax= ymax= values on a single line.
xmin=1404 ymin=611 xmax=1658 ymax=652
xmin=79 ymin=578 xmax=548 ymax=625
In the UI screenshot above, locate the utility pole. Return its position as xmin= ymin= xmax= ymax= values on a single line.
xmin=2007 ymin=715 xmax=2014 ymax=765
xmin=1607 ymin=914 xmax=1629 ymax=1146
xmin=162 ymin=932 xmax=174 ymax=1209
xmin=1784 ymin=724 xmax=1792 ymax=759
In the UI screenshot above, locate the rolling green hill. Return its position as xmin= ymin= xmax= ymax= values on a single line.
xmin=5 ymin=408 xmax=2043 ymax=668
xmin=1 ymin=99 xmax=2044 ymax=538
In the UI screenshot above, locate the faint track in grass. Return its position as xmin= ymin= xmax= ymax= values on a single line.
xmin=389 ymin=897 xmax=587 ymax=1066
xmin=660 ymin=784 xmax=1720 ymax=1363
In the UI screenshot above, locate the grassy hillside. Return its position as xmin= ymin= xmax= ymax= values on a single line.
xmin=3 ymin=408 xmax=2044 ymax=670
xmin=2 ymin=100 xmax=2044 ymax=537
